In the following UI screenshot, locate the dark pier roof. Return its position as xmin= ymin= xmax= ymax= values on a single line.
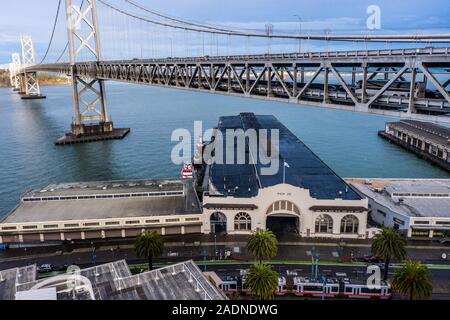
xmin=209 ymin=113 xmax=361 ymax=200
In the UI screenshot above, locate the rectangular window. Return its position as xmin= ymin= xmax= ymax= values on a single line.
xmin=2 ymin=226 xmax=17 ymax=230
xmin=84 ymin=222 xmax=100 ymax=227
xmin=413 ymin=221 xmax=429 ymax=225
xmin=430 ymin=145 xmax=438 ymax=156
xmin=64 ymin=224 xmax=79 ymax=228
xmin=145 ymin=219 xmax=160 ymax=223
xmin=43 ymin=225 xmax=59 ymax=229
xmin=165 ymin=218 xmax=180 ymax=223
xmin=125 ymin=220 xmax=140 ymax=225
xmin=185 ymin=217 xmax=199 ymax=222
xmin=105 ymin=221 xmax=120 ymax=226
xmin=377 ymin=210 xmax=387 ymax=217
xmin=22 ymin=225 xmax=38 ymax=230
xmin=274 ymin=202 xmax=280 ymax=211
xmin=411 ymin=229 xmax=430 ymax=237
xmin=436 ymin=221 xmax=450 ymax=225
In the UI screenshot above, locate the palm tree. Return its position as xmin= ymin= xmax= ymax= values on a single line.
xmin=134 ymin=231 xmax=164 ymax=270
xmin=247 ymin=229 xmax=278 ymax=263
xmin=371 ymin=228 xmax=407 ymax=280
xmin=244 ymin=262 xmax=279 ymax=300
xmin=392 ymin=260 xmax=433 ymax=300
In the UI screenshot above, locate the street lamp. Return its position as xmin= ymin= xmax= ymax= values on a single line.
xmin=293 ymin=15 xmax=302 ymax=53
xmin=214 ymin=234 xmax=217 ymax=259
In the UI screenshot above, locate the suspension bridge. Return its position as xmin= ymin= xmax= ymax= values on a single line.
xmin=7 ymin=0 xmax=450 ymax=144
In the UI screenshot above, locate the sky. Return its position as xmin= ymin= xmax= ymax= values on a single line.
xmin=1 ymin=0 xmax=449 ymax=65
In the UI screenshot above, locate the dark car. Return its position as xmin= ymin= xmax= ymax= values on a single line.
xmin=363 ymin=255 xmax=383 ymax=263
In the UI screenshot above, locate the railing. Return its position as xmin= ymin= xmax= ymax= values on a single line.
xmin=25 ymin=46 xmax=450 ymax=73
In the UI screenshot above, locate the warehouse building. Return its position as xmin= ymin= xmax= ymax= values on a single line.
xmin=350 ymin=179 xmax=450 ymax=239
xmin=0 ymin=179 xmax=202 ymax=244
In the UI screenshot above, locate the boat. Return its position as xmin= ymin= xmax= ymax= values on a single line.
xmin=181 ymin=163 xmax=193 ymax=179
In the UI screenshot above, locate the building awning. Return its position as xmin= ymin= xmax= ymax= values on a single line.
xmin=309 ymin=206 xmax=367 ymax=213
xmin=203 ymin=203 xmax=258 ymax=210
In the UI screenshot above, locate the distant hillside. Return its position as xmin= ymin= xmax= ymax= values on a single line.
xmin=0 ymin=69 xmax=68 ymax=88
xmin=0 ymin=69 xmax=10 ymax=87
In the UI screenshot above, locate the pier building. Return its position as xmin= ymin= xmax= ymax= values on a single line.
xmin=199 ymin=113 xmax=371 ymax=239
xmin=0 ymin=180 xmax=202 ymax=244
xmin=350 ymin=179 xmax=450 ymax=239
xmin=378 ymin=120 xmax=450 ymax=171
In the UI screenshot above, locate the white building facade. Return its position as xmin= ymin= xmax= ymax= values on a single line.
xmin=202 ymin=183 xmax=370 ymax=239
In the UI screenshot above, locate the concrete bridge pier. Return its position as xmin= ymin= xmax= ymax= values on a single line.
xmin=56 ymin=0 xmax=129 ymax=145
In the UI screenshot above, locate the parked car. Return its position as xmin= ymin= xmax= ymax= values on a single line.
xmin=0 ymin=244 xmax=9 ymax=252
xmin=363 ymin=255 xmax=383 ymax=263
xmin=37 ymin=264 xmax=54 ymax=273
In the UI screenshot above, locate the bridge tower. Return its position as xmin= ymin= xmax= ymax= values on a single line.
xmin=64 ymin=0 xmax=113 ymax=136
xmin=19 ymin=35 xmax=45 ymax=99
xmin=10 ymin=53 xmax=22 ymax=92
xmin=11 ymin=53 xmax=23 ymax=92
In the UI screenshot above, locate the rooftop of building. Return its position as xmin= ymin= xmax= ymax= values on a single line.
xmin=349 ymin=178 xmax=450 ymax=219
xmin=2 ymin=260 xmax=226 ymax=300
xmin=0 ymin=265 xmax=37 ymax=300
xmin=22 ymin=179 xmax=184 ymax=198
xmin=209 ymin=113 xmax=361 ymax=200
xmin=386 ymin=120 xmax=450 ymax=147
xmin=1 ymin=179 xmax=201 ymax=224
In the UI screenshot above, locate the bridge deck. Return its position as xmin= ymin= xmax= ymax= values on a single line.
xmin=25 ymin=47 xmax=450 ymax=124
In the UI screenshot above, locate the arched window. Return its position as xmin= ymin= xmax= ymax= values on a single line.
xmin=210 ymin=212 xmax=227 ymax=234
xmin=234 ymin=212 xmax=251 ymax=231
xmin=315 ymin=214 xmax=333 ymax=233
xmin=340 ymin=215 xmax=359 ymax=234
xmin=266 ymin=201 xmax=300 ymax=215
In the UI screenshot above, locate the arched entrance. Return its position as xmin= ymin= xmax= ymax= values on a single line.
xmin=210 ymin=212 xmax=227 ymax=234
xmin=266 ymin=200 xmax=300 ymax=235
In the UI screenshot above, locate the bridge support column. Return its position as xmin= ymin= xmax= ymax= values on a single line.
xmin=19 ymin=35 xmax=46 ymax=99
xmin=407 ymin=67 xmax=417 ymax=114
xmin=57 ymin=0 xmax=129 ymax=145
xmin=10 ymin=53 xmax=22 ymax=92
xmin=323 ymin=65 xmax=330 ymax=103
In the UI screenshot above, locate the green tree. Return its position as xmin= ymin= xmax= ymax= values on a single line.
xmin=247 ymin=229 xmax=278 ymax=263
xmin=392 ymin=260 xmax=433 ymax=300
xmin=371 ymin=227 xmax=407 ymax=280
xmin=134 ymin=231 xmax=164 ymax=270
xmin=244 ymin=262 xmax=279 ymax=300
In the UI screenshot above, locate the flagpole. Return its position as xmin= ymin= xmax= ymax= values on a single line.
xmin=283 ymin=161 xmax=286 ymax=184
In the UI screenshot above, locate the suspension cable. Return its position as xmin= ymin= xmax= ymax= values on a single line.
xmin=39 ymin=0 xmax=62 ymax=64
xmin=98 ymin=0 xmax=450 ymax=43
xmin=125 ymin=0 xmax=242 ymax=33
xmin=55 ymin=0 xmax=86 ymax=63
